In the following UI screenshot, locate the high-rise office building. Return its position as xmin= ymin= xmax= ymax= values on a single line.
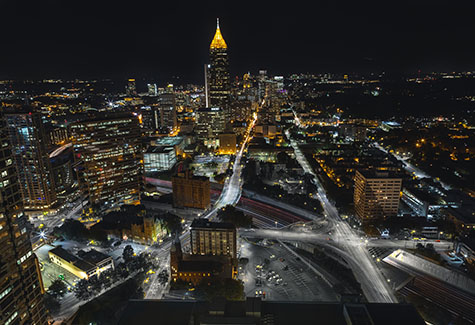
xmin=4 ymin=110 xmax=57 ymax=210
xmin=157 ymin=92 xmax=177 ymax=132
xmin=354 ymin=169 xmax=402 ymax=221
xmin=147 ymin=83 xmax=158 ymax=96
xmin=0 ymin=113 xmax=46 ymax=325
xmin=70 ymin=114 xmax=143 ymax=210
xmin=126 ymin=78 xmax=137 ymax=96
xmin=208 ymin=19 xmax=230 ymax=116
xmin=196 ymin=107 xmax=226 ymax=143
xmin=190 ymin=219 xmax=237 ymax=259
xmin=172 ymin=170 xmax=210 ymax=209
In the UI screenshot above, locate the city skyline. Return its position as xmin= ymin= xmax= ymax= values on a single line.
xmin=0 ymin=4 xmax=474 ymax=324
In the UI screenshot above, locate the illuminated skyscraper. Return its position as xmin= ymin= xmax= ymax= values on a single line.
xmin=208 ymin=19 xmax=230 ymax=116
xmin=158 ymin=92 xmax=177 ymax=132
xmin=0 ymin=113 xmax=46 ymax=325
xmin=354 ymin=169 xmax=402 ymax=221
xmin=196 ymin=107 xmax=226 ymax=147
xmin=70 ymin=114 xmax=143 ymax=210
xmin=4 ymin=110 xmax=57 ymax=210
xmin=126 ymin=78 xmax=137 ymax=96
xmin=147 ymin=83 xmax=158 ymax=96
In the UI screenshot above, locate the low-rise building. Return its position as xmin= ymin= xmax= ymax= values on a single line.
xmin=121 ymin=215 xmax=168 ymax=245
xmin=446 ymin=206 xmax=475 ymax=235
xmin=49 ymin=247 xmax=114 ymax=280
xmin=79 ymin=249 xmax=115 ymax=274
xmin=401 ymin=187 xmax=443 ymax=219
xmin=144 ymin=146 xmax=177 ymax=173
xmin=94 ymin=205 xmax=170 ymax=245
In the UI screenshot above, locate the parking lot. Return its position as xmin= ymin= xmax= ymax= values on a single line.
xmin=239 ymin=238 xmax=338 ymax=301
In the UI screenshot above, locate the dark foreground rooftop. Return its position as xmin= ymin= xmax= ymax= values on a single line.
xmin=118 ymin=298 xmax=425 ymax=325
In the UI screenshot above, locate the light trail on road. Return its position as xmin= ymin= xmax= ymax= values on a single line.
xmin=286 ymin=130 xmax=398 ymax=303
xmin=145 ymin=102 xmax=260 ymax=299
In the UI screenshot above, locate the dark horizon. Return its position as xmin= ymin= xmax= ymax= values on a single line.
xmin=2 ymin=1 xmax=475 ymax=83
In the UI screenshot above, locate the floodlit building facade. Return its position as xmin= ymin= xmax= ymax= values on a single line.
xmin=190 ymin=219 xmax=237 ymax=259
xmin=49 ymin=247 xmax=114 ymax=280
xmin=218 ymin=131 xmax=237 ymax=155
xmin=0 ymin=113 xmax=46 ymax=325
xmin=354 ymin=169 xmax=402 ymax=221
xmin=70 ymin=114 xmax=143 ymax=210
xmin=172 ymin=170 xmax=210 ymax=209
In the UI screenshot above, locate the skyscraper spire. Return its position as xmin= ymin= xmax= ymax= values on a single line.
xmin=210 ymin=18 xmax=227 ymax=49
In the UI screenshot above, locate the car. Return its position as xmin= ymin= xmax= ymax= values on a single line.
xmin=282 ymin=265 xmax=288 ymax=271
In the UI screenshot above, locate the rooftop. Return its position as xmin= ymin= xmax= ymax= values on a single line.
xmin=191 ymin=218 xmax=236 ymax=230
xmin=357 ymin=169 xmax=402 ymax=180
xmin=152 ymin=136 xmax=184 ymax=147
xmin=49 ymin=246 xmax=78 ymax=264
xmin=118 ymin=298 xmax=425 ymax=325
xmin=49 ymin=246 xmax=95 ymax=272
xmin=80 ymin=249 xmax=111 ymax=265
xmin=145 ymin=146 xmax=175 ymax=154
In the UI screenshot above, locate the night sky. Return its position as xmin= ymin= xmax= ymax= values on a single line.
xmin=1 ymin=1 xmax=475 ymax=83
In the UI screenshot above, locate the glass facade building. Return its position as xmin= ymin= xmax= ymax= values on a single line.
xmin=70 ymin=114 xmax=143 ymax=210
xmin=0 ymin=113 xmax=46 ymax=325
xmin=4 ymin=111 xmax=56 ymax=210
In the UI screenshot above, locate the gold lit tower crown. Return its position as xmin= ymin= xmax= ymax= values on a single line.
xmin=210 ymin=18 xmax=227 ymax=49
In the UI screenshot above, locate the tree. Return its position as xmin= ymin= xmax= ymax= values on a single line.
xmin=54 ymin=219 xmax=88 ymax=241
xmin=88 ymin=276 xmax=103 ymax=293
xmin=276 ymin=151 xmax=291 ymax=165
xmin=48 ymin=279 xmax=67 ymax=299
xmin=217 ymin=205 xmax=252 ymax=228
xmin=99 ymin=270 xmax=113 ymax=289
xmin=44 ymin=293 xmax=60 ymax=315
xmin=163 ymin=213 xmax=183 ymax=234
xmin=197 ymin=278 xmax=244 ymax=301
xmin=122 ymin=245 xmax=135 ymax=264
xmin=223 ymin=278 xmax=244 ymax=301
xmin=74 ymin=279 xmax=93 ymax=301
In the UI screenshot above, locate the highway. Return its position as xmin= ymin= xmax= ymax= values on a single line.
xmin=287 ymin=130 xmax=398 ymax=303
xmin=239 ymin=228 xmax=453 ymax=250
xmin=202 ymin=111 xmax=259 ymax=219
xmin=145 ymin=108 xmax=259 ymax=299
